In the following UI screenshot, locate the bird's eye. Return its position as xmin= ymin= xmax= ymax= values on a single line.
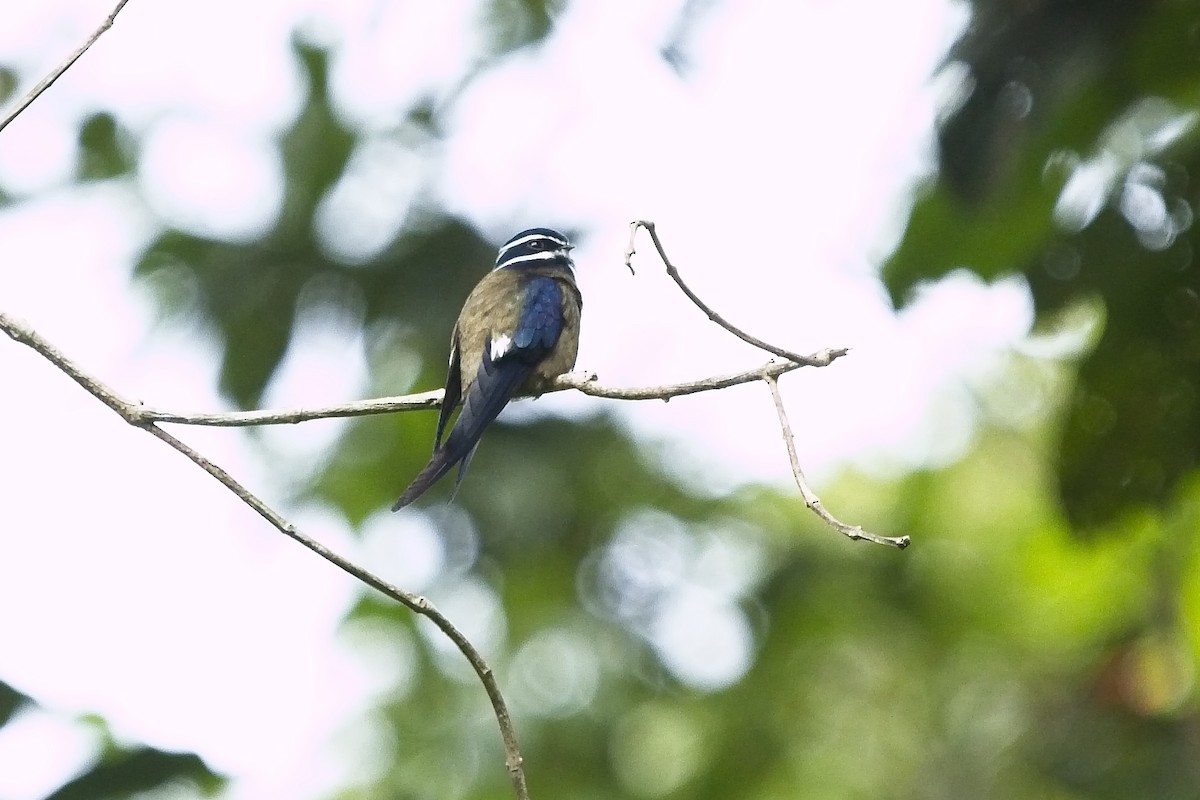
xmin=529 ymin=241 xmax=544 ymax=250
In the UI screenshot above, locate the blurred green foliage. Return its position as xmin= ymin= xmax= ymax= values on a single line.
xmin=0 ymin=679 xmax=31 ymax=727
xmin=43 ymin=746 xmax=223 ymax=800
xmin=0 ymin=681 xmax=225 ymax=799
xmin=3 ymin=0 xmax=1200 ymax=799
xmin=886 ymin=0 xmax=1200 ymax=529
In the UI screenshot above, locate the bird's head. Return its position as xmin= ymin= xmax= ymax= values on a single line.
xmin=494 ymin=228 xmax=575 ymax=271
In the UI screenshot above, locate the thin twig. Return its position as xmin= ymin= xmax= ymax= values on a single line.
xmin=0 ymin=0 xmax=131 ymax=134
xmin=763 ymin=373 xmax=909 ymax=549
xmin=142 ymin=390 xmax=444 ymax=427
xmin=557 ymin=353 xmax=847 ymax=398
xmin=625 ymin=220 xmax=841 ymax=366
xmin=132 ymin=353 xmax=847 ymax=428
xmin=624 ymin=220 xmax=905 ymax=546
xmin=0 ymin=311 xmax=531 ymax=800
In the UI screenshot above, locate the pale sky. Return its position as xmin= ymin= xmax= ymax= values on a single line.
xmin=0 ymin=1 xmax=1035 ymax=798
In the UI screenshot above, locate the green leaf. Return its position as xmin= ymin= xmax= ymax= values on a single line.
xmin=0 ymin=679 xmax=32 ymax=728
xmin=43 ymin=747 xmax=224 ymax=800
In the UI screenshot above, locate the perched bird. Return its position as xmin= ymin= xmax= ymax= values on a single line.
xmin=392 ymin=227 xmax=582 ymax=510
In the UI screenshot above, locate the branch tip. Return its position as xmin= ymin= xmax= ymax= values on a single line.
xmin=625 ymin=219 xmax=830 ymax=365
xmin=764 ymin=374 xmax=910 ymax=549
xmin=0 ymin=0 xmax=132 ymax=134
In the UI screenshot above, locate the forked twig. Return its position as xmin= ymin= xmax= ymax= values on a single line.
xmin=624 ymin=220 xmax=908 ymax=548
xmin=1 ymin=218 xmax=904 ymax=800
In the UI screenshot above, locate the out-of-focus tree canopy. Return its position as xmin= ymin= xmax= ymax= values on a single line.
xmin=2 ymin=1 xmax=1199 ymax=799
xmin=0 ymin=680 xmax=225 ymax=800
xmin=885 ymin=0 xmax=1200 ymax=529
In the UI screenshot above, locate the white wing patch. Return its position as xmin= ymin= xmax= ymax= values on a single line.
xmin=490 ymin=333 xmax=512 ymax=360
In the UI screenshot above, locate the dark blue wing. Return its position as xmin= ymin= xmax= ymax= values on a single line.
xmin=392 ymin=276 xmax=564 ymax=509
xmin=511 ymin=276 xmax=565 ymax=354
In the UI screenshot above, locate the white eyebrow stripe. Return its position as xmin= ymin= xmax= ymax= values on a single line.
xmin=497 ymin=232 xmax=569 ymax=256
xmin=494 ymin=251 xmax=573 ymax=270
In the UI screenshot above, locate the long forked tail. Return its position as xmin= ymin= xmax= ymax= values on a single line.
xmin=391 ymin=444 xmax=466 ymax=511
xmin=392 ymin=355 xmax=534 ymax=510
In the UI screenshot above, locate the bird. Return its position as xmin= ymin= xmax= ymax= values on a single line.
xmin=392 ymin=227 xmax=582 ymax=510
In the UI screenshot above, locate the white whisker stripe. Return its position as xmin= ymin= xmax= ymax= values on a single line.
xmin=494 ymin=251 xmax=574 ymax=270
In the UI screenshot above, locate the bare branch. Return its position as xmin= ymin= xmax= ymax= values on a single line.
xmin=0 ymin=0 xmax=131 ymax=134
xmin=142 ymin=390 xmax=444 ymax=427
xmin=131 ymin=352 xmax=847 ymax=428
xmin=0 ymin=218 xmax=896 ymax=800
xmin=626 ymin=220 xmax=842 ymax=367
xmin=763 ymin=373 xmax=910 ymax=549
xmin=0 ymin=311 xmax=531 ymax=800
xmin=557 ymin=351 xmax=847 ymax=399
